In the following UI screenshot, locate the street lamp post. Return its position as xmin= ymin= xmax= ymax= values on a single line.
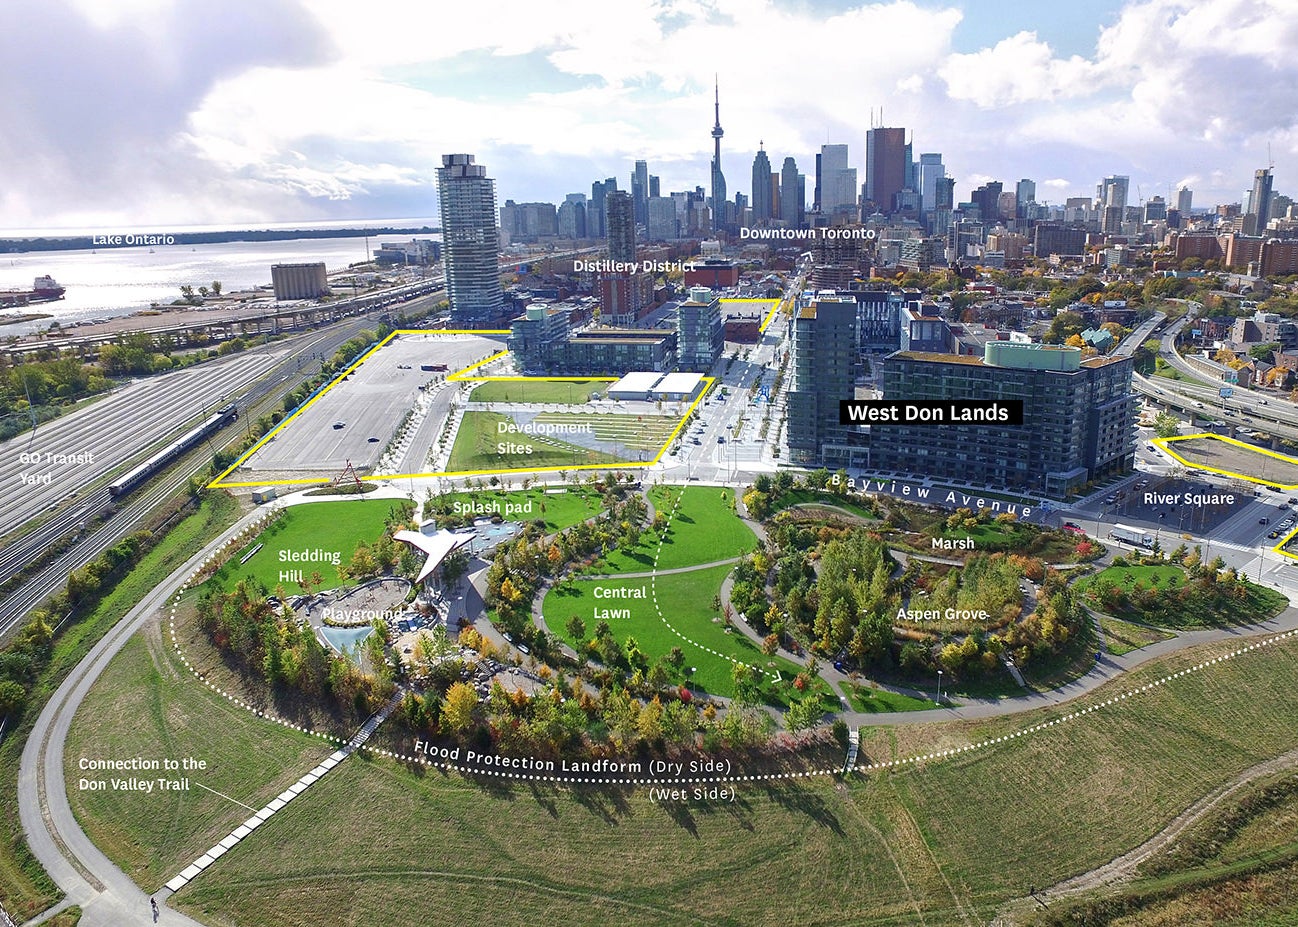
xmin=936 ymin=669 xmax=943 ymax=706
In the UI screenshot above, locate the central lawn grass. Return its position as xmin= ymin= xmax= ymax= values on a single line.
xmin=584 ymin=485 xmax=757 ymax=575
xmin=445 ymin=411 xmax=626 ymax=472
xmin=432 ymin=487 xmax=603 ymax=532
xmin=207 ymin=498 xmax=407 ymax=594
xmin=546 ymin=563 xmax=807 ymax=700
xmin=147 ymin=634 xmax=1298 ymax=927
xmin=63 ymin=627 xmax=331 ymax=894
xmin=1100 ymin=615 xmax=1177 ymax=656
xmin=468 ymin=379 xmax=608 ymax=403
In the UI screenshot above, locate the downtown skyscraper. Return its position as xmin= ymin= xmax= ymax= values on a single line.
xmin=632 ymin=160 xmax=649 ymax=226
xmin=751 ymin=144 xmax=773 ymax=224
xmin=780 ymin=156 xmax=805 ymax=227
xmin=817 ymin=144 xmax=857 ymax=217
xmin=864 ymin=126 xmax=907 ymax=216
xmin=1248 ymin=167 xmax=1274 ymax=234
xmin=436 ymin=153 xmax=504 ymax=326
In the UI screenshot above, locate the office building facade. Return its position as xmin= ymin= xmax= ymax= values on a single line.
xmin=751 ymin=146 xmax=773 ymax=223
xmin=780 ymin=157 xmax=804 ymax=226
xmin=864 ymin=127 xmax=906 ymax=215
xmin=917 ymin=153 xmax=945 ymax=215
xmin=632 ymin=160 xmax=650 ymax=225
xmin=606 ymin=191 xmax=635 ymax=264
xmin=1248 ymin=168 xmax=1274 ymax=235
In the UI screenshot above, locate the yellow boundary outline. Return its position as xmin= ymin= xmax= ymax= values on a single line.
xmin=209 ymin=328 xmax=711 ymax=489
xmin=1152 ymin=432 xmax=1298 ymax=560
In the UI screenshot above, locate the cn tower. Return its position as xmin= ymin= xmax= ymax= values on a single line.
xmin=710 ymin=76 xmax=727 ymax=233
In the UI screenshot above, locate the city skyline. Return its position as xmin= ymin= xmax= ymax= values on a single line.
xmin=3 ymin=0 xmax=1297 ymax=231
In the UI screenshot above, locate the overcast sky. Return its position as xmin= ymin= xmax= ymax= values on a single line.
xmin=3 ymin=0 xmax=1296 ymax=232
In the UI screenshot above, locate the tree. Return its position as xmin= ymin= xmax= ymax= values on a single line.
xmin=346 ymin=543 xmax=378 ymax=581
xmin=1153 ymin=411 xmax=1182 ymax=438
xmin=0 ymin=679 xmax=26 ymax=717
xmin=565 ymin=614 xmax=586 ymax=642
xmin=784 ymin=697 xmax=823 ymax=732
xmin=1045 ymin=309 xmax=1086 ymax=343
xmin=731 ymin=663 xmax=760 ymax=705
xmin=441 ymin=681 xmax=479 ymax=735
xmin=210 ymin=280 xmax=222 ymax=296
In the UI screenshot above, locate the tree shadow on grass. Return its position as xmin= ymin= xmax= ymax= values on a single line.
xmin=754 ymin=782 xmax=845 ymax=835
xmin=622 ymin=549 xmax=655 ymax=567
xmin=527 ymin=781 xmax=560 ymax=818
xmin=569 ymin=782 xmax=634 ymax=825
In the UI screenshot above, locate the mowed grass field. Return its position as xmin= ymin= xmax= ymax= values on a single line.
xmin=445 ymin=411 xmax=625 ymax=472
xmin=434 ymin=486 xmax=604 ymax=531
xmin=0 ymin=493 xmax=240 ymax=922
xmin=1100 ymin=615 xmax=1176 ymax=656
xmin=1035 ymin=769 xmax=1298 ymax=925
xmin=207 ymin=499 xmax=407 ymax=593
xmin=545 ymin=563 xmax=807 ymax=699
xmin=583 ymin=485 xmax=757 ymax=575
xmin=468 ymin=379 xmax=609 ymax=403
xmin=135 ymin=634 xmax=1298 ymax=927
xmin=1164 ymin=435 xmax=1298 ymax=485
xmin=62 ymin=625 xmax=334 ymax=894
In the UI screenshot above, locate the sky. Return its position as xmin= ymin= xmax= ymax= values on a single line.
xmin=2 ymin=0 xmax=1296 ymax=232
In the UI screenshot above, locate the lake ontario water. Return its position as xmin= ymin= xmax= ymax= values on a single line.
xmin=0 ymin=220 xmax=439 ymax=336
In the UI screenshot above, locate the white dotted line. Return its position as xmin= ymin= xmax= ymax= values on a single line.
xmin=648 ymin=491 xmax=758 ymax=671
xmin=169 ymin=507 xmax=1298 ymax=787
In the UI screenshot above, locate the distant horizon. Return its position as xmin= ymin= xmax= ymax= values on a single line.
xmin=0 ymin=216 xmax=444 ymax=240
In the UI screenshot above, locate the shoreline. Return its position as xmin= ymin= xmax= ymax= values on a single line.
xmin=0 ymin=223 xmax=438 ymax=255
xmin=0 ymin=311 xmax=53 ymax=326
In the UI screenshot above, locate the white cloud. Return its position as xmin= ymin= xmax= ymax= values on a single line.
xmin=5 ymin=0 xmax=1298 ymax=227
xmin=939 ymin=31 xmax=1102 ymax=107
xmin=933 ymin=0 xmax=1298 ymax=203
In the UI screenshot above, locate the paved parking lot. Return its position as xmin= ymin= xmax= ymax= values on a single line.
xmin=240 ymin=333 xmax=505 ymax=475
